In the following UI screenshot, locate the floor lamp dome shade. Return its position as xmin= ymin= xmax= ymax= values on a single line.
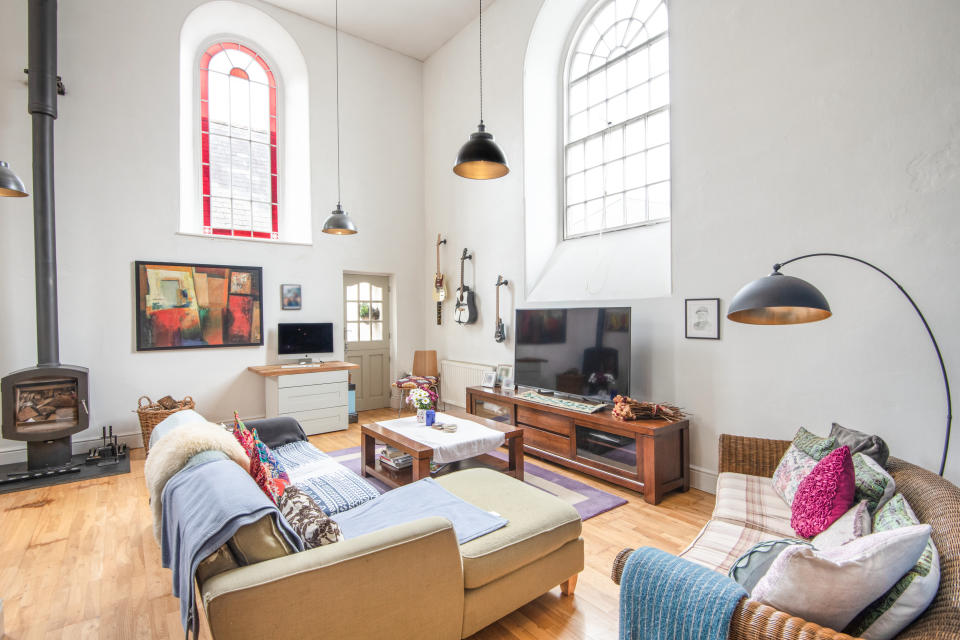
xmin=727 ymin=270 xmax=832 ymax=325
xmin=0 ymin=161 xmax=29 ymax=197
xmin=453 ymin=123 xmax=509 ymax=179
xmin=322 ymin=204 xmax=357 ymax=235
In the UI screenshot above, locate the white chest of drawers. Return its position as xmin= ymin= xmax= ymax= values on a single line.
xmin=249 ymin=362 xmax=359 ymax=436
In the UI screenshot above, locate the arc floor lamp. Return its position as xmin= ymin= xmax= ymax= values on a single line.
xmin=728 ymin=253 xmax=952 ymax=476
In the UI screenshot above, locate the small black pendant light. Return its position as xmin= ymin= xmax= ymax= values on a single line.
xmin=0 ymin=161 xmax=29 ymax=197
xmin=453 ymin=0 xmax=509 ymax=180
xmin=322 ymin=0 xmax=358 ymax=235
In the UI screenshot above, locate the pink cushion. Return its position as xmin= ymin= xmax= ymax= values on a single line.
xmin=791 ymin=445 xmax=856 ymax=538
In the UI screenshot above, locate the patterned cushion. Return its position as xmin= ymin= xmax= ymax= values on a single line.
xmin=394 ymin=375 xmax=438 ymax=388
xmin=248 ymin=428 xmax=290 ymax=504
xmin=679 ymin=518 xmax=783 ymax=574
xmin=278 ymin=485 xmax=343 ymax=548
xmin=844 ymin=494 xmax=940 ymax=640
xmin=772 ymin=428 xmax=839 ymax=506
xmin=713 ymin=472 xmax=796 ymax=537
xmin=852 ymin=452 xmax=896 ymax=515
xmin=232 ymin=412 xmax=257 ymax=458
xmin=273 ymin=441 xmax=380 ymax=516
xmin=791 ymin=446 xmax=856 ymax=538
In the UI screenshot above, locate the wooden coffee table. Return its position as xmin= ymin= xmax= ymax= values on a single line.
xmin=361 ymin=416 xmax=524 ymax=489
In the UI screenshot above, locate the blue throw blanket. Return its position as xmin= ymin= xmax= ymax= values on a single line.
xmin=619 ymin=547 xmax=746 ymax=640
xmin=160 ymin=458 xmax=304 ymax=631
xmin=333 ymin=478 xmax=508 ymax=544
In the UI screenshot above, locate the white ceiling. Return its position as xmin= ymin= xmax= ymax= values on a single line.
xmin=263 ymin=0 xmax=494 ymax=61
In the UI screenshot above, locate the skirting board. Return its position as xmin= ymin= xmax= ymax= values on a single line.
xmin=690 ymin=464 xmax=718 ymax=494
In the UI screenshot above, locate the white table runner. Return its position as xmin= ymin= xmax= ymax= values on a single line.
xmin=377 ymin=413 xmax=506 ymax=464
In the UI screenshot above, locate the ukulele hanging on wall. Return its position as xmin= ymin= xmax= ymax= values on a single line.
xmin=494 ymin=275 xmax=508 ymax=342
xmin=453 ymin=248 xmax=478 ymax=325
xmin=432 ymin=234 xmax=447 ymax=325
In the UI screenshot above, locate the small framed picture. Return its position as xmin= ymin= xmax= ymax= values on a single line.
xmin=496 ymin=363 xmax=514 ymax=385
xmin=685 ymin=298 xmax=720 ymax=340
xmin=502 ymin=377 xmax=515 ymax=392
xmin=481 ymin=371 xmax=497 ymax=388
xmin=281 ymin=284 xmax=302 ymax=310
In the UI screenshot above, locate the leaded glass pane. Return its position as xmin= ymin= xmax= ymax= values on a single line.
xmin=200 ymin=42 xmax=279 ymax=238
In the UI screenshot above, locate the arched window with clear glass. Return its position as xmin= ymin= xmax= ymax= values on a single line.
xmin=200 ymin=42 xmax=279 ymax=239
xmin=564 ymin=0 xmax=669 ymax=238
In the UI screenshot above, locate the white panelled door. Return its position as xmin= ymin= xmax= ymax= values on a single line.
xmin=343 ymin=274 xmax=391 ymax=411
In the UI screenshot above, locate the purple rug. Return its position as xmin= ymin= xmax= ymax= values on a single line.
xmin=324 ymin=445 xmax=627 ymax=521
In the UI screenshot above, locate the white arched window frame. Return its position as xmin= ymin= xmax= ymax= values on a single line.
xmin=179 ymin=1 xmax=311 ymax=244
xmin=563 ymin=0 xmax=670 ymax=239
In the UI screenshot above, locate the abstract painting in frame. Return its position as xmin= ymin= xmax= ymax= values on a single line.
xmin=135 ymin=261 xmax=263 ymax=350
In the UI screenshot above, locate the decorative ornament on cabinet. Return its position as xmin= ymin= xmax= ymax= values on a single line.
xmin=494 ymin=275 xmax=508 ymax=342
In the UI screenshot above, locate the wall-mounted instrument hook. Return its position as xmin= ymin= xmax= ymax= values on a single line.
xmin=461 ymin=248 xmax=473 ymax=261
xmin=437 ymin=235 xmax=447 ymax=246
xmin=496 ymin=275 xmax=508 ymax=287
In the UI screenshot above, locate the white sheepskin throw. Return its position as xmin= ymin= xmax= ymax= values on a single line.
xmin=144 ymin=420 xmax=250 ymax=542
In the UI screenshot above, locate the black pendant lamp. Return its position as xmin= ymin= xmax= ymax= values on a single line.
xmin=0 ymin=161 xmax=29 ymax=197
xmin=322 ymin=0 xmax=358 ymax=235
xmin=453 ymin=0 xmax=509 ymax=180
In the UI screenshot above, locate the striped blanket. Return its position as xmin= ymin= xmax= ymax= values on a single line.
xmin=619 ymin=547 xmax=746 ymax=640
xmin=273 ymin=441 xmax=380 ymax=516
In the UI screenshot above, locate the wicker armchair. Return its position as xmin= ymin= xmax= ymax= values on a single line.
xmin=611 ymin=434 xmax=960 ymax=640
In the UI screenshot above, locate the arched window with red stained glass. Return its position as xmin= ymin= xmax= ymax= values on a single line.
xmin=200 ymin=42 xmax=278 ymax=239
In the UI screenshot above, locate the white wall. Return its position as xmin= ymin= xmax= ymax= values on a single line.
xmin=424 ymin=0 xmax=960 ymax=486
xmin=0 ymin=0 xmax=424 ymax=458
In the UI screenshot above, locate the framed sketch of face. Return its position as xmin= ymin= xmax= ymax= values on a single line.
xmin=481 ymin=371 xmax=497 ymax=388
xmin=685 ymin=298 xmax=720 ymax=339
xmin=496 ymin=363 xmax=514 ymax=385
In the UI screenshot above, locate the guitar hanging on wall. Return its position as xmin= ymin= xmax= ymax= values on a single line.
xmin=494 ymin=275 xmax=508 ymax=342
xmin=453 ymin=248 xmax=478 ymax=325
xmin=432 ymin=234 xmax=447 ymax=325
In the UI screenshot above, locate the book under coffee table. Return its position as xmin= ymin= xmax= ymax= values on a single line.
xmin=361 ymin=414 xmax=524 ymax=489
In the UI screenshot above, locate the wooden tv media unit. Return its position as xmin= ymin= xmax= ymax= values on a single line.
xmin=465 ymin=386 xmax=689 ymax=504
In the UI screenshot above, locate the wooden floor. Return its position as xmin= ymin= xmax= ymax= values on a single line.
xmin=0 ymin=407 xmax=714 ymax=640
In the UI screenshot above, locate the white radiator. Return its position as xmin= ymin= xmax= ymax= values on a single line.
xmin=440 ymin=360 xmax=495 ymax=408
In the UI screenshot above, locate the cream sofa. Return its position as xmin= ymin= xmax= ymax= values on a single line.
xmin=199 ymin=468 xmax=585 ymax=639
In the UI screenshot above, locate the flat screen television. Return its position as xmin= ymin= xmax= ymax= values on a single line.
xmin=514 ymin=307 xmax=631 ymax=400
xmin=278 ymin=322 xmax=334 ymax=358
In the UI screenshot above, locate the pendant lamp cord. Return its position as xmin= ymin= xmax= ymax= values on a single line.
xmin=479 ymin=0 xmax=483 ymax=125
xmin=335 ymin=0 xmax=342 ymax=206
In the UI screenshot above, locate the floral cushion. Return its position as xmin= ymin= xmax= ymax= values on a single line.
xmin=844 ymin=494 xmax=940 ymax=640
xmin=791 ymin=446 xmax=856 ymax=538
xmin=773 ymin=428 xmax=838 ymax=506
xmin=278 ymin=485 xmax=343 ymax=548
xmin=394 ymin=375 xmax=438 ymax=388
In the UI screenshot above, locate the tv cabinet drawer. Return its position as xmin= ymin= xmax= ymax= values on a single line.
xmin=278 ymin=370 xmax=349 ymax=388
xmin=521 ymin=425 xmax=570 ymax=457
xmin=517 ymin=406 xmax=572 ymax=436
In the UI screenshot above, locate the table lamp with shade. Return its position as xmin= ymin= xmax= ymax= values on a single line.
xmin=727 ymin=252 xmax=952 ymax=476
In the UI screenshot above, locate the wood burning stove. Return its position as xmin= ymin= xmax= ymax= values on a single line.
xmin=2 ymin=365 xmax=89 ymax=469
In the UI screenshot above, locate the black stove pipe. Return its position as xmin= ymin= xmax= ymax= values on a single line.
xmin=28 ymin=0 xmax=60 ymax=367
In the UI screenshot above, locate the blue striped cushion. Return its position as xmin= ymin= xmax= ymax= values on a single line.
xmin=274 ymin=441 xmax=380 ymax=516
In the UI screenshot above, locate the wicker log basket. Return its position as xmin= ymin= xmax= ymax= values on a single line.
xmin=136 ymin=395 xmax=195 ymax=453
